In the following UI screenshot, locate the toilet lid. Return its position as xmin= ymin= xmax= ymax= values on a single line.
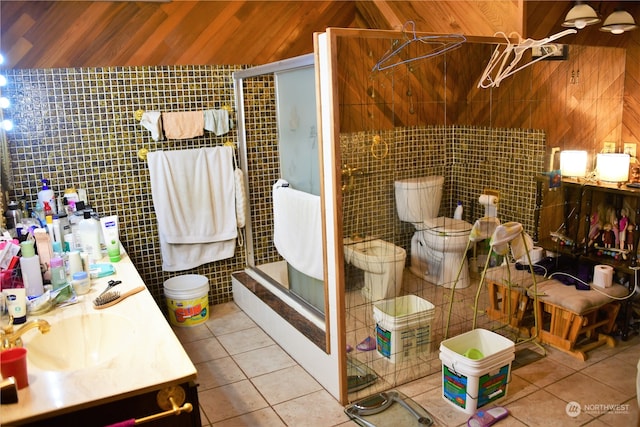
xmin=419 ymin=217 xmax=472 ymax=235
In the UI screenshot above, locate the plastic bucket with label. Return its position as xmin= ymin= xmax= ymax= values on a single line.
xmin=164 ymin=274 xmax=209 ymax=327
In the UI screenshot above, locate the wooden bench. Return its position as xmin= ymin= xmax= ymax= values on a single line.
xmin=529 ymin=279 xmax=627 ymax=361
xmin=484 ymin=264 xmax=545 ymax=336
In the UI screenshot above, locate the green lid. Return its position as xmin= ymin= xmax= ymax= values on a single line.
xmin=20 ymin=240 xmax=35 ymax=257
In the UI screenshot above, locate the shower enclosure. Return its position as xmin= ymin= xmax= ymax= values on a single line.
xmin=233 ymin=54 xmax=328 ymax=324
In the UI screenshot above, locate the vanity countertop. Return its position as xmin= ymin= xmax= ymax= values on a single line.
xmin=1 ymin=253 xmax=197 ymax=425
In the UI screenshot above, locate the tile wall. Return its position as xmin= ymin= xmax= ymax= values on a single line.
xmin=4 ymin=65 xmax=248 ymax=309
xmin=340 ymin=126 xmax=546 ymax=259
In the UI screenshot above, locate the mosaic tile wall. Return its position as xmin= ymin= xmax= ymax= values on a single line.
xmin=3 ymin=65 xmax=248 ymax=309
xmin=340 ymin=125 xmax=546 ymax=259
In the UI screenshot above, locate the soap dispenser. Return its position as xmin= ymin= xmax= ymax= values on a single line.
xmin=38 ymin=179 xmax=56 ymax=215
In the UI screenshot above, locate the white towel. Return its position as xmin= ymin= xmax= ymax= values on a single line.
xmin=140 ymin=111 xmax=163 ymax=141
xmin=148 ymin=147 xmax=237 ymax=271
xmin=272 ymin=181 xmax=323 ymax=281
xmin=203 ymin=109 xmax=230 ymax=136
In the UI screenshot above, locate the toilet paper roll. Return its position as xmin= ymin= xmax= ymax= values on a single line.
xmin=593 ymin=265 xmax=614 ymax=288
xmin=478 ymin=194 xmax=498 ymax=206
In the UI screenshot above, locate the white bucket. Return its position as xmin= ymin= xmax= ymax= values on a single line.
xmin=373 ymin=295 xmax=436 ymax=363
xmin=164 ymin=274 xmax=209 ymax=327
xmin=439 ymin=329 xmax=515 ymax=414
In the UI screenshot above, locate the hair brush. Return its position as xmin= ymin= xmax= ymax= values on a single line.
xmin=93 ymin=286 xmax=145 ymax=309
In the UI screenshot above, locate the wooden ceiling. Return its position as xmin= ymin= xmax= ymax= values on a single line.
xmin=4 ymin=1 xmax=637 ymax=69
xmin=2 ymin=1 xmax=639 ymax=69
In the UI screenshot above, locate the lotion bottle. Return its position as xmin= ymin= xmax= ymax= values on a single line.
xmin=38 ymin=179 xmax=56 ymax=215
xmin=78 ymin=210 xmax=101 ymax=263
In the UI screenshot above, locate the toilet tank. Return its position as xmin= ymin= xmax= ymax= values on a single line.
xmin=394 ymin=176 xmax=444 ymax=223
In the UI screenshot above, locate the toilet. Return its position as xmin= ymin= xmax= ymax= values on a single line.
xmin=344 ymin=238 xmax=407 ymax=302
xmin=394 ymin=176 xmax=473 ymax=289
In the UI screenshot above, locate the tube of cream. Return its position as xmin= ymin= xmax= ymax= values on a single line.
xmin=99 ymin=215 xmax=121 ymax=262
xmin=5 ymin=288 xmax=27 ymax=325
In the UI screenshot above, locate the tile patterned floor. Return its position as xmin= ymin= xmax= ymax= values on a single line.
xmin=173 ymin=287 xmax=640 ymax=427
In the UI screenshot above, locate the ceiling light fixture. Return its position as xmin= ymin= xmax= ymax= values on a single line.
xmin=562 ymin=2 xmax=601 ymax=29
xmin=600 ymin=9 xmax=638 ymax=34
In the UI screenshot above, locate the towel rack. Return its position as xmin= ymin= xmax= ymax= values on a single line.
xmin=137 ymin=142 xmax=236 ymax=161
xmin=103 ymin=385 xmax=193 ymax=426
xmin=134 ymin=106 xmax=234 ymax=122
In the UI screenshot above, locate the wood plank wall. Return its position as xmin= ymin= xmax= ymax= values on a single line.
xmin=1 ymin=1 xmax=638 ymax=146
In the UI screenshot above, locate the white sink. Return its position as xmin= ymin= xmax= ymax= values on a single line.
xmin=26 ymin=312 xmax=135 ymax=371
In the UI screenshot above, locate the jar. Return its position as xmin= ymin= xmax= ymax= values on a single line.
xmin=71 ymin=271 xmax=91 ymax=295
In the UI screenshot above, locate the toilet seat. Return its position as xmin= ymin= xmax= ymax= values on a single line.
xmin=417 ymin=217 xmax=472 ymax=236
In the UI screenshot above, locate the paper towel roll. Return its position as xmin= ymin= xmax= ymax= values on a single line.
xmin=593 ymin=265 xmax=613 ymax=288
xmin=478 ymin=194 xmax=498 ymax=206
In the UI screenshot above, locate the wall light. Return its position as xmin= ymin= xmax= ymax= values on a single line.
xmin=562 ymin=2 xmax=601 ymax=29
xmin=560 ymin=150 xmax=588 ymax=177
xmin=600 ymin=9 xmax=638 ymax=34
xmin=596 ymin=153 xmax=630 ymax=182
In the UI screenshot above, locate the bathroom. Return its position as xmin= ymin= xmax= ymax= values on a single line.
xmin=1 ymin=0 xmax=640 ymax=416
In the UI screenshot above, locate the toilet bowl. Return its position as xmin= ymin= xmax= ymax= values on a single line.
xmin=395 ymin=176 xmax=472 ymax=289
xmin=344 ymin=238 xmax=407 ymax=302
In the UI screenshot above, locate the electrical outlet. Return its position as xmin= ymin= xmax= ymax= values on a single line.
xmin=624 ymin=143 xmax=637 ymax=159
xmin=603 ymin=142 xmax=616 ymax=153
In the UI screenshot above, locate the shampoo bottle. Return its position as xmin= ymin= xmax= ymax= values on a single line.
xmin=78 ymin=210 xmax=101 ymax=263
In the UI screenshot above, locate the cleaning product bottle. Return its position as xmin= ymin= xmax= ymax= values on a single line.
xmin=454 ymin=201 xmax=463 ymax=220
xmin=38 ymin=179 xmax=56 ymax=215
xmin=78 ymin=210 xmax=101 ymax=263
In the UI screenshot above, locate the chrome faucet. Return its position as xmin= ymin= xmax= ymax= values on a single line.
xmin=1 ymin=318 xmax=51 ymax=350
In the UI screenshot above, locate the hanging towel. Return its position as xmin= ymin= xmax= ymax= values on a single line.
xmin=272 ymin=180 xmax=323 ymax=281
xmin=139 ymin=111 xmax=163 ymax=141
xmin=203 ymin=109 xmax=230 ymax=136
xmin=162 ymin=111 xmax=204 ymax=139
xmin=147 ymin=147 xmax=237 ymax=271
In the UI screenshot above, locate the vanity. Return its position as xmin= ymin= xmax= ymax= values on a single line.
xmin=1 ymin=253 xmax=200 ymax=427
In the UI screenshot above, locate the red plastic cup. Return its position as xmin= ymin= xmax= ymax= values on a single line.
xmin=1 ymin=347 xmax=28 ymax=389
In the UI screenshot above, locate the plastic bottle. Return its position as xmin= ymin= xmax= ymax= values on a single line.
xmin=454 ymin=201 xmax=463 ymax=220
xmin=19 ymin=240 xmax=44 ymax=297
xmin=78 ymin=210 xmax=102 ymax=263
xmin=50 ymin=256 xmax=67 ymax=290
xmin=38 ymin=179 xmax=56 ymax=215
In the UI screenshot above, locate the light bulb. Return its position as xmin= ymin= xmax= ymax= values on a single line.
xmin=0 ymin=75 xmax=6 ymax=86
xmin=0 ymin=97 xmax=9 ymax=108
xmin=575 ymin=20 xmax=587 ymax=29
xmin=1 ymin=119 xmax=13 ymax=131
xmin=611 ymin=26 xmax=625 ymax=35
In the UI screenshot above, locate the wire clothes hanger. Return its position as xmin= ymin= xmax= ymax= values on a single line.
xmin=478 ymin=28 xmax=577 ymax=88
xmin=372 ymin=21 xmax=466 ymax=72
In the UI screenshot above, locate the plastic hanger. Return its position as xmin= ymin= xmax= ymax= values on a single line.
xmin=478 ymin=28 xmax=577 ymax=88
xmin=372 ymin=21 xmax=466 ymax=72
